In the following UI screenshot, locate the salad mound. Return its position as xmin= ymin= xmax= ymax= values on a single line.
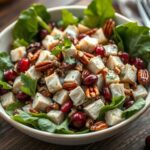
xmin=0 ymin=0 xmax=150 ymax=134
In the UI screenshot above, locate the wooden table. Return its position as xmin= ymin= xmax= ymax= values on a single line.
xmin=0 ymin=0 xmax=149 ymax=150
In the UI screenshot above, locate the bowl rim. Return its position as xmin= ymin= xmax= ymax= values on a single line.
xmin=0 ymin=5 xmax=149 ymax=139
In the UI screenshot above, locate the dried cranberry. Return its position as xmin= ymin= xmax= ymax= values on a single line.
xmin=102 ymin=86 xmax=112 ymax=103
xmin=83 ymin=74 xmax=98 ymax=86
xmin=61 ymin=100 xmax=73 ymax=113
xmin=27 ymin=42 xmax=41 ymax=53
xmin=17 ymin=58 xmax=30 ymax=73
xmin=145 ymin=135 xmax=150 ymax=149
xmin=70 ymin=112 xmax=86 ymax=129
xmin=0 ymin=88 xmax=9 ymax=96
xmin=78 ymin=33 xmax=86 ymax=40
xmin=4 ymin=70 xmax=17 ymax=81
xmin=16 ymin=92 xmax=30 ymax=102
xmin=119 ymin=52 xmax=129 ymax=64
xmin=95 ymin=46 xmax=106 ymax=57
xmin=123 ymin=98 xmax=134 ymax=109
xmin=130 ymin=57 xmax=145 ymax=69
xmin=39 ymin=29 xmax=49 ymax=40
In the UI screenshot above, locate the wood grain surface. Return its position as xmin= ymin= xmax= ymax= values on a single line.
xmin=0 ymin=0 xmax=149 ymax=150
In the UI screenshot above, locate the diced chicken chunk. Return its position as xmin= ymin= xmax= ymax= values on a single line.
xmin=22 ymin=104 xmax=32 ymax=113
xmin=84 ymin=99 xmax=104 ymax=120
xmin=36 ymin=50 xmax=56 ymax=64
xmin=64 ymin=25 xmax=79 ymax=39
xmin=91 ymin=28 xmax=107 ymax=44
xmin=10 ymin=46 xmax=26 ymax=62
xmin=110 ymin=83 xmax=125 ymax=97
xmin=88 ymin=56 xmax=105 ymax=74
xmin=105 ymin=108 xmax=124 ymax=126
xmin=13 ymin=76 xmax=24 ymax=93
xmin=104 ymin=44 xmax=118 ymax=56
xmin=78 ymin=36 xmax=98 ymax=53
xmin=42 ymin=35 xmax=59 ymax=50
xmin=105 ymin=70 xmax=120 ymax=84
xmin=47 ymin=110 xmax=64 ymax=124
xmin=107 ymin=55 xmax=123 ymax=70
xmin=62 ymin=44 xmax=77 ymax=58
xmin=121 ymin=64 xmax=137 ymax=84
xmin=78 ymin=24 xmax=90 ymax=33
xmin=25 ymin=65 xmax=42 ymax=80
xmin=1 ymin=92 xmax=16 ymax=108
xmin=132 ymin=85 xmax=148 ymax=100
xmin=53 ymin=89 xmax=69 ymax=105
xmin=96 ymin=74 xmax=104 ymax=91
xmin=64 ymin=70 xmax=81 ymax=85
xmin=32 ymin=93 xmax=52 ymax=112
xmin=69 ymin=86 xmax=86 ymax=106
xmin=51 ymin=27 xmax=64 ymax=38
xmin=45 ymin=73 xmax=62 ymax=93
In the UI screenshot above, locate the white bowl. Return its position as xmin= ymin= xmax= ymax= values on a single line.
xmin=0 ymin=6 xmax=150 ymax=145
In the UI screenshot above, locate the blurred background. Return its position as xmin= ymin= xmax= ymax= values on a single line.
xmin=0 ymin=0 xmax=148 ymax=31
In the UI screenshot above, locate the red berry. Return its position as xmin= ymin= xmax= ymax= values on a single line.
xmin=130 ymin=57 xmax=145 ymax=69
xmin=119 ymin=52 xmax=129 ymax=64
xmin=123 ymin=98 xmax=134 ymax=109
xmin=102 ymin=86 xmax=112 ymax=103
xmin=70 ymin=112 xmax=86 ymax=129
xmin=4 ymin=69 xmax=17 ymax=81
xmin=61 ymin=101 xmax=73 ymax=113
xmin=16 ymin=92 xmax=30 ymax=102
xmin=95 ymin=46 xmax=106 ymax=57
xmin=78 ymin=33 xmax=86 ymax=40
xmin=39 ymin=29 xmax=48 ymax=40
xmin=83 ymin=74 xmax=98 ymax=86
xmin=17 ymin=58 xmax=30 ymax=73
xmin=145 ymin=135 xmax=150 ymax=148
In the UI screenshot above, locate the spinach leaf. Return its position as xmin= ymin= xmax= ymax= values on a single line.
xmin=56 ymin=119 xmax=74 ymax=134
xmin=13 ymin=4 xmax=51 ymax=44
xmin=30 ymin=112 xmax=48 ymax=118
xmin=122 ymin=98 xmax=146 ymax=119
xmin=0 ymin=80 xmax=12 ymax=90
xmin=113 ymin=22 xmax=150 ymax=63
xmin=6 ymin=101 xmax=24 ymax=116
xmin=99 ymin=96 xmax=125 ymax=119
xmin=38 ymin=118 xmax=56 ymax=133
xmin=20 ymin=74 xmax=37 ymax=96
xmin=12 ymin=111 xmax=38 ymax=128
xmin=61 ymin=9 xmax=79 ymax=27
xmin=76 ymin=129 xmax=90 ymax=134
xmin=81 ymin=0 xmax=115 ymax=27
xmin=13 ymin=39 xmax=29 ymax=48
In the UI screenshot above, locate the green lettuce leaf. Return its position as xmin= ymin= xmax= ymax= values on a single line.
xmin=122 ymin=98 xmax=146 ymax=119
xmin=20 ymin=74 xmax=37 ymax=96
xmin=5 ymin=101 xmax=24 ymax=116
xmin=0 ymin=80 xmax=12 ymax=90
xmin=81 ymin=0 xmax=115 ymax=27
xmin=13 ymin=4 xmax=51 ymax=45
xmin=113 ymin=22 xmax=150 ymax=63
xmin=13 ymin=39 xmax=29 ymax=48
xmin=61 ymin=9 xmax=79 ymax=27
xmin=38 ymin=118 xmax=56 ymax=133
xmin=99 ymin=96 xmax=125 ymax=119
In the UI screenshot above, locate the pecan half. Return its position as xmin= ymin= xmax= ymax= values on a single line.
xmin=85 ymin=85 xmax=99 ymax=99
xmin=90 ymin=121 xmax=108 ymax=131
xmin=85 ymin=28 xmax=97 ymax=36
xmin=103 ymin=19 xmax=115 ymax=37
xmin=76 ymin=50 xmax=94 ymax=64
xmin=35 ymin=61 xmax=54 ymax=71
xmin=138 ymin=69 xmax=150 ymax=86
xmin=63 ymin=82 xmax=78 ymax=90
xmin=28 ymin=50 xmax=41 ymax=63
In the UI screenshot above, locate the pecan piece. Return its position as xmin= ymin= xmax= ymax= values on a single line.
xmin=46 ymin=103 xmax=60 ymax=112
xmin=63 ymin=82 xmax=78 ymax=90
xmin=76 ymin=50 xmax=94 ymax=64
xmin=85 ymin=28 xmax=97 ymax=36
xmin=28 ymin=50 xmax=41 ymax=62
xmin=35 ymin=61 xmax=54 ymax=71
xmin=85 ymin=85 xmax=99 ymax=99
xmin=103 ymin=19 xmax=115 ymax=37
xmin=90 ymin=121 xmax=108 ymax=131
xmin=138 ymin=69 xmax=150 ymax=86
xmin=86 ymin=118 xmax=94 ymax=128
xmin=38 ymin=86 xmax=51 ymax=97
